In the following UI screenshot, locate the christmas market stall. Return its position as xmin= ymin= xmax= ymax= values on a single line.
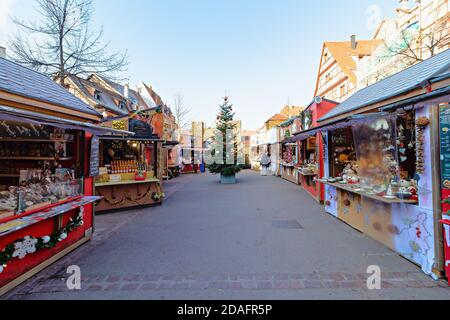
xmin=0 ymin=57 xmax=127 ymax=294
xmin=279 ymin=117 xmax=301 ymax=184
xmin=290 ymin=97 xmax=338 ymax=201
xmin=94 ymin=114 xmax=165 ymax=213
xmin=313 ymin=50 xmax=450 ymax=279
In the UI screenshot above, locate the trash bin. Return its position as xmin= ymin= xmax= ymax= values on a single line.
xmin=200 ymin=163 xmax=205 ymax=173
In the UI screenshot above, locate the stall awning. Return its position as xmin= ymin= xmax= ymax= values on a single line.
xmin=289 ymin=112 xmax=393 ymax=142
xmin=0 ymin=105 xmax=134 ymax=136
xmin=163 ymin=141 xmax=180 ymax=147
xmin=98 ymin=136 xmax=163 ymax=142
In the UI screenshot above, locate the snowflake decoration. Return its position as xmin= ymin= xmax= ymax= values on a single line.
xmin=12 ymin=236 xmax=38 ymax=260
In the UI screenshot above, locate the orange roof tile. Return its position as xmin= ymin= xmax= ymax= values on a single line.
xmin=323 ymin=40 xmax=382 ymax=84
xmin=265 ymin=113 xmax=289 ymax=123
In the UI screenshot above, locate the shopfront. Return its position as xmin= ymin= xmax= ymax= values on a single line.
xmin=0 ymin=57 xmax=125 ymax=294
xmin=312 ymin=50 xmax=450 ymax=278
xmin=94 ymin=117 xmax=164 ymax=213
xmin=292 ymin=97 xmax=338 ymax=202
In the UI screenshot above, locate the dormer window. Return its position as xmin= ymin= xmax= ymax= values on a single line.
xmin=94 ymin=90 xmax=102 ymax=100
xmin=119 ymin=101 xmax=127 ymax=110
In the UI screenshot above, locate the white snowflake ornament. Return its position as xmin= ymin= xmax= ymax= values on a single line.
xmin=12 ymin=236 xmax=38 ymax=260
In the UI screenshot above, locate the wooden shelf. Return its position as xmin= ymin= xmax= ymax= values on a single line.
xmin=0 ymin=174 xmax=20 ymax=178
xmin=0 ymin=157 xmax=73 ymax=161
xmin=299 ymin=171 xmax=318 ymax=176
xmin=317 ymin=179 xmax=418 ymax=204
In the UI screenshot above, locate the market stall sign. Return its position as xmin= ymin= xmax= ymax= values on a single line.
xmin=440 ymin=103 xmax=450 ymax=189
xmin=89 ymin=135 xmax=100 ymax=177
xmin=129 ymin=119 xmax=154 ymax=138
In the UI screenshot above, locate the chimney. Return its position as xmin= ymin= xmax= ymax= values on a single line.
xmin=0 ymin=47 xmax=6 ymax=59
xmin=350 ymin=35 xmax=357 ymax=50
xmin=124 ymin=83 xmax=129 ymax=99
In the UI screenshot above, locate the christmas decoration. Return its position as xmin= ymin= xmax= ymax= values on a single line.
xmin=207 ymin=97 xmax=242 ymax=177
xmin=0 ymin=207 xmax=84 ymax=271
xmin=415 ymin=117 xmax=429 ymax=174
xmin=12 ymin=236 xmax=37 ymax=260
xmin=151 ymin=191 xmax=165 ymax=202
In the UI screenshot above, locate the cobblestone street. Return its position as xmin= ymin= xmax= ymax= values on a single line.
xmin=4 ymin=171 xmax=450 ymax=300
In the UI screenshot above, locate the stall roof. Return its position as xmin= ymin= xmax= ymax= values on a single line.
xmin=0 ymin=58 xmax=100 ymax=117
xmin=278 ymin=117 xmax=298 ymax=128
xmin=0 ymin=105 xmax=133 ymax=136
xmin=319 ymin=48 xmax=450 ymax=122
xmin=98 ymin=136 xmax=162 ymax=142
xmin=163 ymin=141 xmax=180 ymax=147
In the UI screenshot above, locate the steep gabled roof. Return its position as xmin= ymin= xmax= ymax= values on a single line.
xmin=141 ymin=82 xmax=165 ymax=106
xmin=320 ymin=48 xmax=450 ymax=122
xmin=89 ymin=74 xmax=149 ymax=110
xmin=265 ymin=113 xmax=289 ymax=123
xmin=322 ymin=40 xmax=382 ymax=85
xmin=0 ymin=57 xmax=100 ymax=116
xmin=66 ymin=74 xmax=128 ymax=115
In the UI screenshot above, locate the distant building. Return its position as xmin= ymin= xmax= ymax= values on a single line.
xmin=357 ymin=0 xmax=449 ymax=88
xmin=314 ymin=38 xmax=381 ymax=103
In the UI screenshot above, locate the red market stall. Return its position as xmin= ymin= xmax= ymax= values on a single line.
xmin=0 ymin=58 xmax=127 ymax=295
xmin=294 ymin=97 xmax=338 ymax=202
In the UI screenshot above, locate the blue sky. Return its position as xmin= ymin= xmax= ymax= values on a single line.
xmin=0 ymin=0 xmax=400 ymax=129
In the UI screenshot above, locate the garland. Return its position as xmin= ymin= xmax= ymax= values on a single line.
xmin=0 ymin=207 xmax=84 ymax=274
xmin=97 ymin=184 xmax=164 ymax=206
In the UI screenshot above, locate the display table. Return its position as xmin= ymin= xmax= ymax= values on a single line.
xmin=317 ymin=179 xmax=418 ymax=205
xmin=95 ymin=178 xmax=162 ymax=213
xmin=281 ymin=164 xmax=300 ymax=185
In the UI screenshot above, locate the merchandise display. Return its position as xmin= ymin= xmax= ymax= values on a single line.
xmin=321 ymin=112 xmax=419 ymax=203
xmin=0 ymin=123 xmax=83 ymax=219
xmin=95 ymin=137 xmax=163 ymax=213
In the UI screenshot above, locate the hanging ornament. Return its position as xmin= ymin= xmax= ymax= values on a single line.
xmin=0 ymin=265 xmax=3 ymax=274
xmin=415 ymin=117 xmax=429 ymax=174
xmin=41 ymin=236 xmax=51 ymax=244
xmin=59 ymin=233 xmax=68 ymax=241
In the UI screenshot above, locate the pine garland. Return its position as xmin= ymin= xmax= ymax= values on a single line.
xmin=0 ymin=208 xmax=84 ymax=273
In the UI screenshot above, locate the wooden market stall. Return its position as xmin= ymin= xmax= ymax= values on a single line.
xmin=291 ymin=97 xmax=338 ymax=202
xmin=279 ymin=117 xmax=302 ymax=184
xmin=0 ymin=57 xmax=126 ymax=295
xmin=280 ymin=143 xmax=300 ymax=184
xmin=94 ymin=116 xmax=165 ymax=213
xmin=311 ymin=49 xmax=450 ymax=279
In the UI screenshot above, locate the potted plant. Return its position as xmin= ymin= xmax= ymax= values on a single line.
xmin=206 ymin=97 xmax=242 ymax=184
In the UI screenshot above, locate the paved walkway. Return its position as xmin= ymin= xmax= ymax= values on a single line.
xmin=4 ymin=170 xmax=450 ymax=300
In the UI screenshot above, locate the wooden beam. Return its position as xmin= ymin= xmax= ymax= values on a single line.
xmin=317 ymin=76 xmax=348 ymax=99
xmin=0 ymin=91 xmax=100 ymax=122
xmin=319 ymin=78 xmax=450 ymax=125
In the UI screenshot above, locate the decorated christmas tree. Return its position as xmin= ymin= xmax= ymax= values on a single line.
xmin=207 ymin=97 xmax=242 ymax=177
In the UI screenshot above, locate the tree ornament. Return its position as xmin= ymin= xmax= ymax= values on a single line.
xmin=59 ymin=233 xmax=68 ymax=241
xmin=0 ymin=265 xmax=3 ymax=274
xmin=42 ymin=236 xmax=51 ymax=244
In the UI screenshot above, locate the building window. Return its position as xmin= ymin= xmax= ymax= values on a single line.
xmin=119 ymin=101 xmax=126 ymax=110
xmin=94 ymin=90 xmax=101 ymax=100
xmin=340 ymin=84 xmax=346 ymax=97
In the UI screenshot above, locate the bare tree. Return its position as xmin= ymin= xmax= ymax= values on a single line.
xmin=9 ymin=0 xmax=128 ymax=83
xmin=382 ymin=16 xmax=450 ymax=65
xmin=173 ymin=93 xmax=191 ymax=131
